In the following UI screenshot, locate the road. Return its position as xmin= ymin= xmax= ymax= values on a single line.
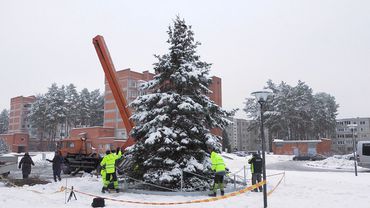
xmin=267 ymin=159 xmax=370 ymax=173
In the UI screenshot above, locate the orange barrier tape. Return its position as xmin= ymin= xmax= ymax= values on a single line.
xmin=71 ymin=180 xmax=267 ymax=205
xmin=14 ymin=172 xmax=285 ymax=205
xmin=267 ymin=172 xmax=285 ymax=196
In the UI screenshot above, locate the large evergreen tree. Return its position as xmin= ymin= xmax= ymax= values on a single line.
xmin=126 ymin=17 xmax=232 ymax=190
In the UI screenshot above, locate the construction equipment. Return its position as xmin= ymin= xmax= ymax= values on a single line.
xmin=59 ymin=137 xmax=99 ymax=175
xmin=92 ymin=35 xmax=136 ymax=150
xmin=58 ymin=36 xmax=136 ymax=175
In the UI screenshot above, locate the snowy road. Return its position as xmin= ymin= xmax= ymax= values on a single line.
xmin=267 ymin=158 xmax=370 ymax=173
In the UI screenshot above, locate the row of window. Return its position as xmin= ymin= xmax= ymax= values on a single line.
xmin=337 ymin=120 xmax=367 ymax=126
xmin=334 ymin=141 xmax=352 ymax=145
xmin=337 ymin=134 xmax=369 ymax=138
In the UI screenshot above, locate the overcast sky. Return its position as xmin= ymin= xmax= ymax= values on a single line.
xmin=0 ymin=0 xmax=369 ymax=119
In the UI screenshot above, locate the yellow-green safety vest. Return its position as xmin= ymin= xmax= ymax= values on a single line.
xmin=210 ymin=151 xmax=226 ymax=172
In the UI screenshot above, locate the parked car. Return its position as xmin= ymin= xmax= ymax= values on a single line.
xmin=293 ymin=155 xmax=311 ymax=161
xmin=233 ymin=151 xmax=247 ymax=157
xmin=293 ymin=154 xmax=327 ymax=161
xmin=310 ymin=154 xmax=327 ymax=161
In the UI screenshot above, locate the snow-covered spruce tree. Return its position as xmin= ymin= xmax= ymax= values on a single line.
xmin=126 ymin=17 xmax=233 ymax=191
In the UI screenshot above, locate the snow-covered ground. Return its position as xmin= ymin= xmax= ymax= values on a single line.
xmin=1 ymin=152 xmax=369 ymax=208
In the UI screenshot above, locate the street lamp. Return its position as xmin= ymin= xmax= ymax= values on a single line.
xmin=251 ymin=90 xmax=271 ymax=208
xmin=347 ymin=124 xmax=358 ymax=176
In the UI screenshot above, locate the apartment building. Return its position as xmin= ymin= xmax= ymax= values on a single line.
xmin=103 ymin=68 xmax=222 ymax=140
xmin=0 ymin=96 xmax=36 ymax=152
xmin=7 ymin=96 xmax=36 ymax=135
xmin=333 ymin=117 xmax=370 ymax=154
xmin=224 ymin=118 xmax=266 ymax=152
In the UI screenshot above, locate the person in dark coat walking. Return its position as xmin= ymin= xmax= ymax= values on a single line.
xmin=248 ymin=153 xmax=263 ymax=192
xmin=47 ymin=151 xmax=64 ymax=182
xmin=18 ymin=152 xmax=35 ymax=179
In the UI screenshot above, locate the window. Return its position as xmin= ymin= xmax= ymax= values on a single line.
xmin=275 ymin=143 xmax=283 ymax=147
xmin=67 ymin=142 xmax=75 ymax=148
xmin=129 ymin=80 xmax=137 ymax=88
xmin=363 ymin=143 xmax=370 ymax=156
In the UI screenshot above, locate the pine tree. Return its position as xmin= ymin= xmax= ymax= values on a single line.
xmin=126 ymin=17 xmax=232 ymax=190
xmin=89 ymin=89 xmax=104 ymax=126
xmin=29 ymin=94 xmax=48 ymax=149
xmin=244 ymin=80 xmax=338 ymax=141
xmin=65 ymin=84 xmax=80 ymax=131
xmin=41 ymin=83 xmax=67 ymax=149
xmin=0 ymin=109 xmax=9 ymax=134
xmin=77 ymin=88 xmax=91 ymax=126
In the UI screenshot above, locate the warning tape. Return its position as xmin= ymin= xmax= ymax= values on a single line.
xmin=267 ymin=172 xmax=285 ymax=196
xmin=70 ymin=172 xmax=286 ymax=205
xmin=2 ymin=172 xmax=285 ymax=205
xmin=69 ymin=180 xmax=266 ymax=205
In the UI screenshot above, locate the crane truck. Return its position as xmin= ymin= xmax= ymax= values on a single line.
xmin=59 ymin=35 xmax=136 ymax=175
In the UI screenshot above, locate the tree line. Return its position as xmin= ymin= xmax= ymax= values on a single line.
xmin=0 ymin=83 xmax=104 ymax=150
xmin=244 ymin=80 xmax=338 ymax=151
xmin=28 ymin=83 xmax=104 ymax=149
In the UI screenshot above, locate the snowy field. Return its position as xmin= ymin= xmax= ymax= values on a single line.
xmin=1 ymin=152 xmax=369 ymax=208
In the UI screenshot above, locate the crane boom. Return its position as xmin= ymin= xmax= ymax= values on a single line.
xmin=92 ymin=35 xmax=136 ymax=149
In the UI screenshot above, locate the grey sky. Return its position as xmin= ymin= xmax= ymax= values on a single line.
xmin=0 ymin=0 xmax=369 ymax=119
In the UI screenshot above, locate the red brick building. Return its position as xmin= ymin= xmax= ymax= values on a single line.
xmin=8 ymin=96 xmax=36 ymax=134
xmin=272 ymin=139 xmax=332 ymax=156
xmin=0 ymin=133 xmax=29 ymax=153
xmin=0 ymin=96 xmax=36 ymax=152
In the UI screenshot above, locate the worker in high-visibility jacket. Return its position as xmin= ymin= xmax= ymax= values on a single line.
xmin=100 ymin=149 xmax=119 ymax=193
xmin=207 ymin=145 xmax=226 ymax=197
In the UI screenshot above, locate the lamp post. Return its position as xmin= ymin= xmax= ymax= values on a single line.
xmin=347 ymin=124 xmax=358 ymax=176
xmin=251 ymin=90 xmax=271 ymax=208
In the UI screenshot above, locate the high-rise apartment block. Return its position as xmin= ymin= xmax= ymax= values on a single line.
xmin=0 ymin=95 xmax=36 ymax=152
xmin=8 ymin=96 xmax=36 ymax=136
xmin=103 ymin=68 xmax=222 ymax=140
xmin=333 ymin=117 xmax=370 ymax=154
xmin=224 ymin=118 xmax=267 ymax=152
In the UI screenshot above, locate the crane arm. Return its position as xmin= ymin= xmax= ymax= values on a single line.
xmin=92 ymin=35 xmax=136 ymax=149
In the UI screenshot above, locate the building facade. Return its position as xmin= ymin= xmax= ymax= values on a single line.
xmin=7 ymin=96 xmax=36 ymax=136
xmin=103 ymin=69 xmax=154 ymax=140
xmin=0 ymin=96 xmax=37 ymax=152
xmin=333 ymin=117 xmax=370 ymax=154
xmin=224 ymin=118 xmax=267 ymax=152
xmin=104 ymin=68 xmax=222 ymax=141
xmin=272 ymin=139 xmax=331 ymax=156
